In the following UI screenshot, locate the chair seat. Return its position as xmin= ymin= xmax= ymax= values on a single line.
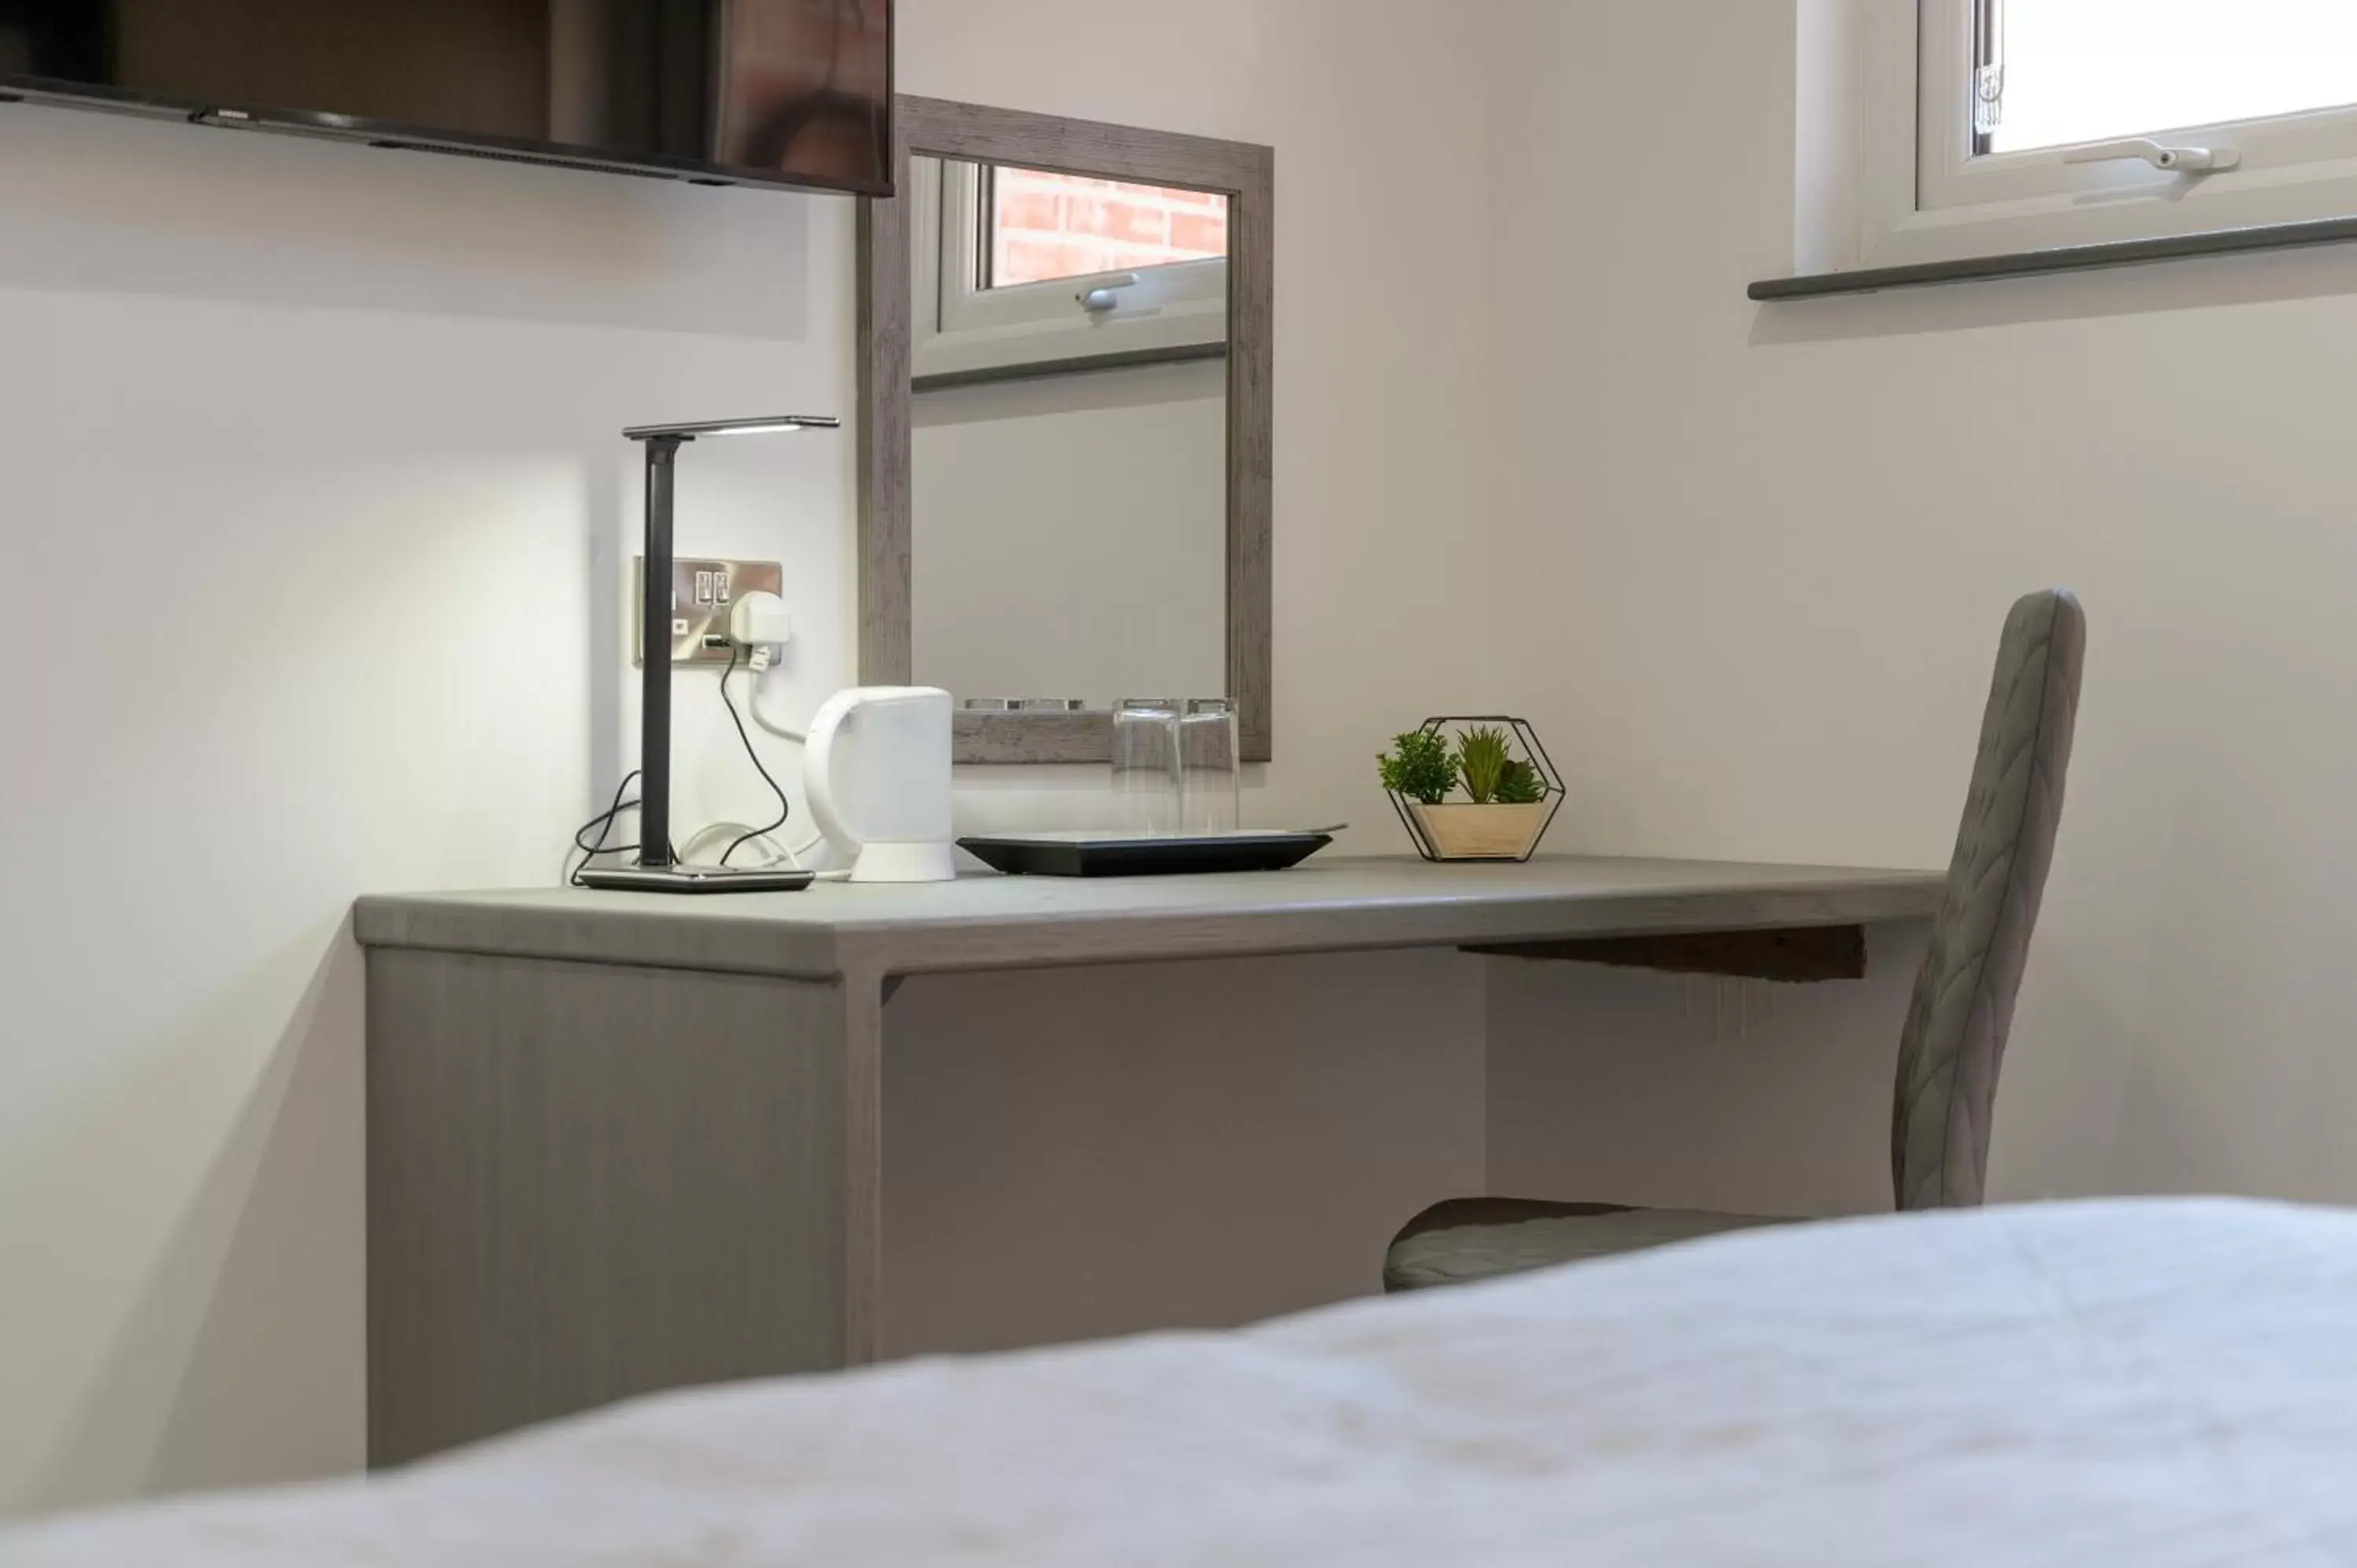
xmin=1384 ymin=1196 xmax=1792 ymax=1292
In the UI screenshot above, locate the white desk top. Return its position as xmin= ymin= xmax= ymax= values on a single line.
xmin=354 ymin=855 xmax=1945 ymax=982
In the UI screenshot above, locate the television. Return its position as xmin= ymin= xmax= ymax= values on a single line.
xmin=0 ymin=0 xmax=893 ymax=195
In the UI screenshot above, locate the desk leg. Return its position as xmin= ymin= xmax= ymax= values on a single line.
xmin=842 ymin=969 xmax=888 ymax=1367
xmin=367 ymin=948 xmax=863 ymax=1466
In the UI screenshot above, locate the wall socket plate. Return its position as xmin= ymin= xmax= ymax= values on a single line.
xmin=632 ymin=557 xmax=784 ymax=667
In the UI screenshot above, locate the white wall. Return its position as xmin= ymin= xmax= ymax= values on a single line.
xmin=0 ymin=106 xmax=856 ymax=1515
xmin=912 ymin=358 xmax=1227 ymax=708
xmin=0 ymin=0 xmax=1505 ymax=1517
xmin=1484 ymin=0 xmax=2357 ymax=1209
xmin=1489 ymin=929 xmax=1927 ymax=1220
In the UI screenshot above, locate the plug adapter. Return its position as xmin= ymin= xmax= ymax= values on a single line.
xmin=727 ymin=589 xmax=792 ymax=648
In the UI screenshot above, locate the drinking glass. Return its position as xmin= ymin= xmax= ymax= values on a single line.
xmin=1179 ymin=698 xmax=1240 ymax=836
xmin=1112 ymin=698 xmax=1182 ymax=834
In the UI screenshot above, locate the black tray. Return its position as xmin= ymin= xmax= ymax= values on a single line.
xmin=959 ymin=830 xmax=1333 ymax=878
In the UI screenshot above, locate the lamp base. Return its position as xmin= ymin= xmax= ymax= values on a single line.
xmin=576 ymin=864 xmax=816 ymax=895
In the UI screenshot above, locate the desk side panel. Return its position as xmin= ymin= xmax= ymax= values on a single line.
xmin=366 ymin=950 xmax=849 ymax=1466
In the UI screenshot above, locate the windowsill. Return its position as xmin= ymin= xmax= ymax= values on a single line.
xmin=1754 ymin=212 xmax=2357 ymax=300
xmin=912 ymin=339 xmax=1225 ymax=393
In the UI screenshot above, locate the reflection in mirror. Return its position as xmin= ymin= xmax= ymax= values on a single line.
xmin=909 ymin=156 xmax=1230 ymax=712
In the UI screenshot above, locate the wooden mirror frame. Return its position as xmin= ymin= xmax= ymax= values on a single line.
xmin=857 ymin=97 xmax=1274 ymax=764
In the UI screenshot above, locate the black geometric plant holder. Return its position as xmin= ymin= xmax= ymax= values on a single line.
xmin=1385 ymin=714 xmax=1564 ymax=863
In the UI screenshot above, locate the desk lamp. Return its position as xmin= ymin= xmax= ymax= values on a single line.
xmin=577 ymin=416 xmax=841 ymax=895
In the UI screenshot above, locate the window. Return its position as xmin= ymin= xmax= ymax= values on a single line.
xmin=984 ymin=167 xmax=1229 ymax=286
xmin=911 ymin=157 xmax=1229 ymax=384
xmin=1978 ymin=1 xmax=2357 ymax=155
xmin=1845 ymin=2 xmax=2357 ymax=267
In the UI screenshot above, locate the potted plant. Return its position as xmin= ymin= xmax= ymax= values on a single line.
xmin=1377 ymin=717 xmax=1563 ymax=862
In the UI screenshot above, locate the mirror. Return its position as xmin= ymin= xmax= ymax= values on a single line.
xmin=909 ymin=156 xmax=1230 ymax=714
xmin=856 ymin=98 xmax=1274 ymax=764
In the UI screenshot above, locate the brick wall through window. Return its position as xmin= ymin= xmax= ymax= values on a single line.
xmin=989 ymin=167 xmax=1230 ymax=287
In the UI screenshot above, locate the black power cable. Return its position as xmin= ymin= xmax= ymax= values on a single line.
xmin=564 ymin=643 xmax=796 ymax=882
xmin=567 ymin=769 xmax=656 ymax=886
xmin=717 ymin=643 xmax=793 ymax=866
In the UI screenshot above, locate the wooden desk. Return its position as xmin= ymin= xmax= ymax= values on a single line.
xmin=354 ymin=855 xmax=1941 ymax=1465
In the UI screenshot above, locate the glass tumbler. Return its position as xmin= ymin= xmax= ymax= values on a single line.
xmin=1179 ymin=698 xmax=1241 ymax=836
xmin=1112 ymin=698 xmax=1182 ymax=835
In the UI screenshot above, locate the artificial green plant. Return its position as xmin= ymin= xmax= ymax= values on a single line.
xmin=1493 ymin=757 xmax=1545 ymax=804
xmin=1376 ymin=730 xmax=1459 ymax=804
xmin=1379 ymin=726 xmax=1548 ymax=805
xmin=1456 ymin=727 xmax=1512 ymax=803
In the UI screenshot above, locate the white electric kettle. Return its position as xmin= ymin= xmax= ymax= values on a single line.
xmin=804 ymin=687 xmax=958 ymax=883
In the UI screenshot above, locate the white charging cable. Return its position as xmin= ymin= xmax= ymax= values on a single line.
xmin=728 ymin=589 xmax=818 ymax=746
xmin=680 ymin=820 xmax=801 ymax=868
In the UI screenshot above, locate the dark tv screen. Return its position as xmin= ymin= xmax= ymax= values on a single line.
xmin=0 ymin=0 xmax=893 ymax=194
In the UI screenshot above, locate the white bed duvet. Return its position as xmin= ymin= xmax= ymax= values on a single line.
xmin=9 ymin=1197 xmax=2357 ymax=1566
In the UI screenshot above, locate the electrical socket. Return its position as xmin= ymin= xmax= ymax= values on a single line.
xmin=631 ymin=556 xmax=783 ymax=667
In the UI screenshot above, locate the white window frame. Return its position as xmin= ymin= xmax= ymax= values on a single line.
xmin=1847 ymin=0 xmax=2357 ymax=270
xmin=911 ymin=157 xmax=1228 ymax=384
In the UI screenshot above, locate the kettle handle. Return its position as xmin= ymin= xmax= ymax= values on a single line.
xmin=802 ymin=689 xmax=863 ymax=858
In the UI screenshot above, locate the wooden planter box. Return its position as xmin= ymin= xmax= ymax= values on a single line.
xmin=1406 ymin=800 xmax=1552 ymax=861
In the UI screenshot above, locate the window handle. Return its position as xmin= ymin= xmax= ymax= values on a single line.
xmin=2063 ymin=137 xmax=2240 ymax=174
xmin=1076 ymin=273 xmax=1142 ymax=311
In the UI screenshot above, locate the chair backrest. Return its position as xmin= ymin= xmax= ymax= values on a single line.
xmin=1890 ymin=589 xmax=2085 ymax=1211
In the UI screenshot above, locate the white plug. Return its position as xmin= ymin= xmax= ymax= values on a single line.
xmin=728 ymin=589 xmax=792 ymax=650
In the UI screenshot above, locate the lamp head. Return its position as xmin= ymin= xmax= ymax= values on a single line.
xmin=624 ymin=416 xmax=840 ymax=442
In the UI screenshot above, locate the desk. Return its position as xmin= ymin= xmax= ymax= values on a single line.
xmin=354 ymin=855 xmax=1941 ymax=1465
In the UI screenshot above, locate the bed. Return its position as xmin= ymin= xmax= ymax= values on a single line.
xmin=9 ymin=1196 xmax=2356 ymax=1565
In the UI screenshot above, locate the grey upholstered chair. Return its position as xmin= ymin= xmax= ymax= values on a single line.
xmin=1385 ymin=588 xmax=2087 ymax=1291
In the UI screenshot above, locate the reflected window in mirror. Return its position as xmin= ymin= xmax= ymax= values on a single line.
xmin=909 ymin=155 xmax=1229 ymax=715
xmin=984 ymin=167 xmax=1229 ymax=286
xmin=911 ymin=157 xmax=1230 ymax=384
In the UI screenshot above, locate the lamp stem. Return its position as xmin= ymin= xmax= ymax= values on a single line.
xmin=639 ymin=437 xmax=682 ymax=868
